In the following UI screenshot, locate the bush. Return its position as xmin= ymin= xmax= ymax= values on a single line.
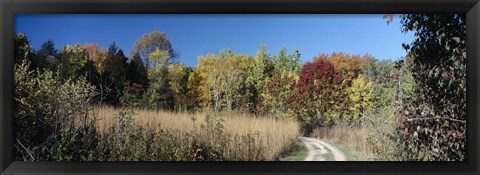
xmin=15 ymin=60 xmax=98 ymax=161
xmin=398 ymin=14 xmax=466 ymax=161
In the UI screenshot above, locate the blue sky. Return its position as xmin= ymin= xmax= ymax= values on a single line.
xmin=15 ymin=14 xmax=414 ymax=67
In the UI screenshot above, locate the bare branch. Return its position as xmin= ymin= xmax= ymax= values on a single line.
xmin=406 ymin=114 xmax=466 ymax=124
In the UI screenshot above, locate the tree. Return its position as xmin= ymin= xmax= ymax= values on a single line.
xmin=187 ymin=54 xmax=216 ymax=109
xmin=126 ymin=52 xmax=148 ymax=91
xmin=396 ymin=14 xmax=466 ymax=161
xmin=14 ymin=59 xmax=98 ymax=160
xmin=362 ymin=58 xmax=398 ymax=119
xmin=83 ymin=43 xmax=108 ymax=74
xmin=345 ymin=75 xmax=374 ymax=123
xmin=246 ymin=45 xmax=270 ymax=112
xmin=187 ymin=50 xmax=254 ymax=112
xmin=252 ymin=45 xmax=268 ymax=87
xmin=219 ymin=48 xmax=235 ymax=60
xmin=130 ymin=31 xmax=176 ymax=68
xmin=107 ymin=42 xmax=119 ymax=57
xmin=14 ymin=33 xmax=32 ymax=64
xmin=122 ymin=52 xmax=149 ymax=107
xmin=273 ymin=47 xmax=302 ymax=75
xmin=261 ymin=71 xmax=296 ymax=118
xmin=103 ymin=46 xmax=129 ymax=105
xmin=147 ymin=47 xmax=171 ymax=69
xmin=199 ymin=52 xmax=234 ymax=112
xmin=168 ymin=63 xmax=191 ymax=111
xmin=313 ymin=53 xmax=369 ymax=122
xmin=315 ymin=52 xmax=366 ymax=86
xmin=143 ymin=49 xmax=174 ymax=110
xmin=34 ymin=39 xmax=58 ymax=71
xmin=222 ymin=54 xmax=246 ymax=111
xmin=56 ymin=44 xmax=90 ymax=81
xmin=290 ymin=58 xmax=343 ymax=134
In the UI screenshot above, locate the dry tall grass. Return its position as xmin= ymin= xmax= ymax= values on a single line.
xmin=314 ymin=126 xmax=375 ymax=160
xmin=313 ymin=117 xmax=401 ymax=161
xmin=93 ymin=106 xmax=300 ymax=160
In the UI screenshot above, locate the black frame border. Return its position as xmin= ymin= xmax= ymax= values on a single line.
xmin=1 ymin=0 xmax=479 ymax=175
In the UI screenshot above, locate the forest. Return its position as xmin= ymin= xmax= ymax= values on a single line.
xmin=13 ymin=14 xmax=466 ymax=161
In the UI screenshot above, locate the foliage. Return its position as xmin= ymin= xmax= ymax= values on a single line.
xmin=397 ymin=14 xmax=466 ymax=161
xmin=261 ymin=72 xmax=296 ymax=119
xmin=34 ymin=39 xmax=58 ymax=71
xmin=187 ymin=54 xmax=217 ymax=109
xmin=14 ymin=33 xmax=32 ymax=64
xmin=14 ymin=59 xmax=98 ymax=161
xmin=168 ymin=63 xmax=192 ymax=111
xmin=291 ymin=58 xmax=342 ymax=134
xmin=102 ymin=47 xmax=129 ymax=105
xmin=221 ymin=54 xmax=248 ymax=111
xmin=126 ymin=52 xmax=149 ymax=88
xmin=187 ymin=51 xmax=252 ymax=112
xmin=122 ymin=53 xmax=149 ymax=107
xmin=143 ymin=49 xmax=174 ymax=110
xmin=130 ymin=31 xmax=176 ymax=68
xmin=246 ymin=44 xmax=275 ymax=113
xmin=56 ymin=44 xmax=91 ymax=81
xmin=315 ymin=53 xmax=369 ymax=121
xmin=273 ymin=47 xmax=302 ymax=75
xmin=345 ymin=75 xmax=374 ymax=123
xmin=82 ymin=43 xmax=108 ymax=75
xmin=316 ymin=52 xmax=366 ymax=85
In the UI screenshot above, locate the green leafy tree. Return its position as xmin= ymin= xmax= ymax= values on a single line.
xmin=273 ymin=47 xmax=302 ymax=75
xmin=56 ymin=44 xmax=90 ymax=81
xmin=363 ymin=58 xmax=397 ymax=118
xmin=143 ymin=49 xmax=174 ymax=110
xmin=246 ymin=44 xmax=271 ymax=112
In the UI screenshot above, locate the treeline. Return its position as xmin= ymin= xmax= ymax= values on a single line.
xmin=14 ymin=31 xmax=409 ymax=132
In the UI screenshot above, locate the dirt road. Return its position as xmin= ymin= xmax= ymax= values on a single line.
xmin=299 ymin=137 xmax=347 ymax=161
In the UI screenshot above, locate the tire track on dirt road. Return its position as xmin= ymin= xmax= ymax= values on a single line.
xmin=299 ymin=137 xmax=347 ymax=161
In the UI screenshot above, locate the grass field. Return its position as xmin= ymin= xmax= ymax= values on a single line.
xmin=93 ymin=106 xmax=301 ymax=161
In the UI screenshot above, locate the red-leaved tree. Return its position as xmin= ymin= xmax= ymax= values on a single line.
xmin=290 ymin=58 xmax=343 ymax=134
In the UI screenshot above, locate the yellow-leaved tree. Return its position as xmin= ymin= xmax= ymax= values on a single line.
xmin=345 ymin=75 xmax=374 ymax=123
xmin=187 ymin=54 xmax=219 ymax=110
